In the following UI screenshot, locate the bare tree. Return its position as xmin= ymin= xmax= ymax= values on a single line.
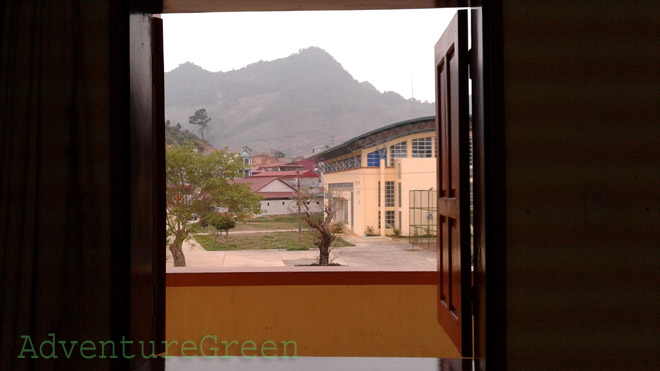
xmin=292 ymin=188 xmax=340 ymax=265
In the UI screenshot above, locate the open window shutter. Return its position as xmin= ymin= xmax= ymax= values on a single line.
xmin=152 ymin=15 xmax=167 ymax=358
xmin=126 ymin=13 xmax=166 ymax=370
xmin=435 ymin=10 xmax=471 ymax=356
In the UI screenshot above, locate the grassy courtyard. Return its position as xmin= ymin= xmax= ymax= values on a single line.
xmin=231 ymin=215 xmax=303 ymax=232
xmin=195 ymin=231 xmax=354 ymax=251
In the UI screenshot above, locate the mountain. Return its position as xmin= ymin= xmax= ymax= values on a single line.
xmin=165 ymin=47 xmax=435 ymax=157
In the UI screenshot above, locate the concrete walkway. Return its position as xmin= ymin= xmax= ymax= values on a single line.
xmin=166 ymin=234 xmax=436 ymax=269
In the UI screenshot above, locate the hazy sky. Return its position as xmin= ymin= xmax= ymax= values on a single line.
xmin=162 ymin=9 xmax=459 ymax=103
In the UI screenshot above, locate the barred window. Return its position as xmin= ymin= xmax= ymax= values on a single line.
xmin=378 ymin=181 xmax=381 ymax=207
xmin=320 ymin=155 xmax=362 ymax=173
xmin=389 ymin=141 xmax=407 ymax=166
xmin=412 ymin=137 xmax=434 ymax=158
xmin=348 ymin=155 xmax=361 ymax=169
xmin=398 ymin=182 xmax=401 ymax=207
xmin=385 ymin=210 xmax=395 ymax=228
xmin=328 ymin=182 xmax=353 ymax=190
xmin=385 ymin=181 xmax=395 ymax=207
xmin=366 ymin=148 xmax=386 ymax=167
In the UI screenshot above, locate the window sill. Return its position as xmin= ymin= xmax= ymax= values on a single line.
xmin=166 ymin=267 xmax=436 ymax=287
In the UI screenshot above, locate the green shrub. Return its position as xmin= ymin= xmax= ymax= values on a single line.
xmin=332 ymin=222 xmax=344 ymax=234
xmin=203 ymin=213 xmax=236 ymax=236
xmin=365 ymin=226 xmax=376 ymax=236
xmin=393 ymin=228 xmax=402 ymax=237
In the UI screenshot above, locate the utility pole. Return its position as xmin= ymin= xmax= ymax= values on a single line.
xmin=297 ymin=169 xmax=302 ymax=249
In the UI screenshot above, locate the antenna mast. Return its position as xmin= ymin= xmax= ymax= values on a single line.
xmin=411 ymin=73 xmax=416 ymax=116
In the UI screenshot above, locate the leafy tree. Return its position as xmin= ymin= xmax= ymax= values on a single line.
xmin=188 ymin=108 xmax=211 ymax=141
xmin=204 ymin=213 xmax=236 ymax=239
xmin=166 ymin=144 xmax=262 ymax=266
xmin=165 ymin=120 xmax=206 ymax=151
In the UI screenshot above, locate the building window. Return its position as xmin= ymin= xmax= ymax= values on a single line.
xmin=398 ymin=182 xmax=402 ymax=207
xmin=378 ymin=181 xmax=381 ymax=207
xmin=320 ymin=155 xmax=362 ymax=173
xmin=389 ymin=141 xmax=407 ymax=166
xmin=385 ymin=210 xmax=395 ymax=228
xmin=328 ymin=182 xmax=353 ymax=191
xmin=412 ymin=137 xmax=434 ymax=158
xmin=398 ymin=210 xmax=402 ymax=230
xmin=385 ymin=181 xmax=394 ymax=207
xmin=352 ymin=155 xmax=361 ymax=168
xmin=378 ymin=211 xmax=381 ymax=229
xmin=366 ymin=148 xmax=386 ymax=167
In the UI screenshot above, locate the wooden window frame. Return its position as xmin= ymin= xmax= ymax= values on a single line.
xmin=139 ymin=0 xmax=506 ymax=368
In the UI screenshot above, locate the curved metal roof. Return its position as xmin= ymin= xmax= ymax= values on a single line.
xmin=312 ymin=116 xmax=436 ymax=162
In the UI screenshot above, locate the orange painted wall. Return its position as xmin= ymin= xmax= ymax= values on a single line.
xmin=166 ymin=285 xmax=460 ymax=358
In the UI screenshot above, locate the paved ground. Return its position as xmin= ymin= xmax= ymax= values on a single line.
xmin=166 ymin=233 xmax=436 ymax=269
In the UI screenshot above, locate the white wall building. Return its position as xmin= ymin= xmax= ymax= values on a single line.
xmin=233 ymin=176 xmax=323 ymax=216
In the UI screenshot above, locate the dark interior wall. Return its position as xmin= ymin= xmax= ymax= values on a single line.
xmin=501 ymin=1 xmax=660 ymax=369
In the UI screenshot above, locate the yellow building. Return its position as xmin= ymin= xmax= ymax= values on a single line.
xmin=314 ymin=116 xmax=437 ymax=237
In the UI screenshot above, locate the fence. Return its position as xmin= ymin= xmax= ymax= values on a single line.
xmin=409 ymin=189 xmax=437 ymax=250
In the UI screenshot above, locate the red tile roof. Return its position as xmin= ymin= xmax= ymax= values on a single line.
xmin=288 ymin=158 xmax=317 ymax=172
xmin=250 ymin=170 xmax=319 ymax=178
xmin=231 ymin=176 xmax=296 ymax=193
xmin=231 ymin=177 xmax=280 ymax=192
xmin=259 ymin=162 xmax=304 ymax=169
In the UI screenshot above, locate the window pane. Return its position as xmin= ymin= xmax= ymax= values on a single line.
xmin=385 ymin=210 xmax=395 ymax=228
xmin=412 ymin=137 xmax=434 ymax=158
xmin=385 ymin=181 xmax=394 ymax=207
xmin=367 ymin=148 xmax=386 ymax=167
xmin=389 ymin=141 xmax=407 ymax=166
